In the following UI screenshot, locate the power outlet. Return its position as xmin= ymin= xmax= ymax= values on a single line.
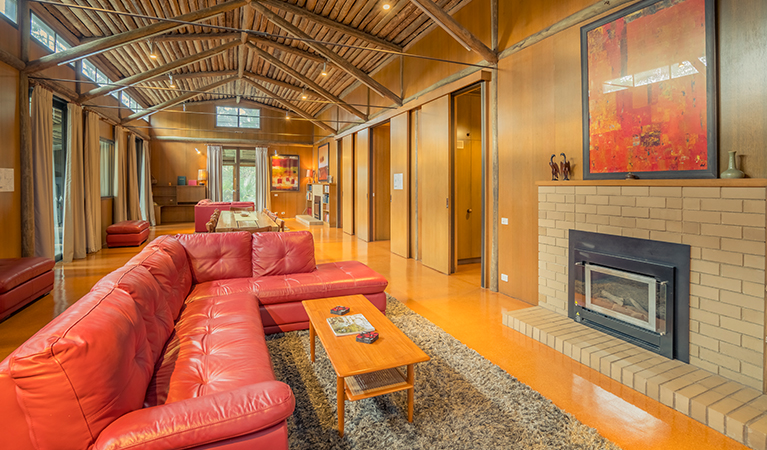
xmin=501 ymin=217 xmax=509 ymax=225
xmin=501 ymin=273 xmax=509 ymax=282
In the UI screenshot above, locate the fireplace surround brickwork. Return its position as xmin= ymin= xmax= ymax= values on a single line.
xmin=538 ymin=184 xmax=766 ymax=390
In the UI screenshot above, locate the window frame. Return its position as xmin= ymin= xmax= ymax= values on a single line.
xmin=0 ymin=0 xmax=17 ymax=25
xmin=216 ymin=106 xmax=261 ymax=129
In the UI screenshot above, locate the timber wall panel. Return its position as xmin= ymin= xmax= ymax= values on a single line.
xmin=390 ymin=112 xmax=409 ymax=258
xmin=342 ymin=133 xmax=355 ymax=235
xmin=372 ymin=123 xmax=390 ymax=241
xmin=0 ymin=61 xmax=21 ymax=258
xmin=355 ymin=128 xmax=370 ymax=241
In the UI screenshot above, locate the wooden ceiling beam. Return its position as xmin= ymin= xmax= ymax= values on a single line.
xmin=121 ymin=76 xmax=237 ymax=124
xmin=80 ymin=32 xmax=242 ymax=44
xmin=24 ymin=0 xmax=248 ymax=74
xmin=242 ymin=77 xmax=336 ymax=134
xmin=255 ymin=0 xmax=402 ymax=53
xmin=247 ymin=42 xmax=367 ymax=120
xmin=250 ymin=1 xmax=402 ymax=106
xmin=79 ymin=41 xmax=241 ymax=103
xmin=249 ymin=36 xmax=325 ymax=63
xmin=408 ymin=0 xmax=497 ymax=64
xmin=237 ymin=6 xmax=254 ymax=104
xmin=244 ymin=70 xmax=318 ymax=96
xmin=173 ymin=70 xmax=238 ymax=80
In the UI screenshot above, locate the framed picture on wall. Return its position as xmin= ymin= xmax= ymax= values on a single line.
xmin=317 ymin=143 xmax=329 ymax=182
xmin=581 ymin=0 xmax=717 ymax=179
xmin=271 ymin=154 xmax=300 ymax=191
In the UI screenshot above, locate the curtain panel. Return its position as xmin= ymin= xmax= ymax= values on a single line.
xmin=255 ymin=147 xmax=271 ymax=212
xmin=31 ymin=87 xmax=55 ymax=260
xmin=138 ymin=140 xmax=156 ymax=226
xmin=62 ymin=103 xmax=86 ymax=262
xmin=83 ymin=111 xmax=102 ymax=253
xmin=126 ymin=135 xmax=142 ymax=220
xmin=113 ymin=126 xmax=127 ymax=223
xmin=206 ymin=145 xmax=223 ymax=202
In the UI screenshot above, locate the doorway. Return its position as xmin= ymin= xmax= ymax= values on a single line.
xmin=371 ymin=122 xmax=391 ymax=241
xmin=452 ymin=85 xmax=484 ymax=282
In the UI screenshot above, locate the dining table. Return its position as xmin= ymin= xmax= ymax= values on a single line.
xmin=215 ymin=210 xmax=280 ymax=232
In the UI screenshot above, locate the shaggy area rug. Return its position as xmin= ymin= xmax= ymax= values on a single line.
xmin=266 ymin=296 xmax=620 ymax=450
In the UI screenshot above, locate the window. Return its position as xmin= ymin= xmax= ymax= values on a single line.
xmin=216 ymin=106 xmax=260 ymax=129
xmin=0 ymin=0 xmax=17 ymax=23
xmin=82 ymin=60 xmax=141 ymax=109
xmin=31 ymin=14 xmax=71 ymax=55
xmin=52 ymin=99 xmax=67 ymax=262
xmin=221 ymin=149 xmax=258 ymax=202
xmin=100 ymin=139 xmax=114 ymax=197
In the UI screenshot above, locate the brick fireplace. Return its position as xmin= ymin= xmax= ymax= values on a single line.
xmin=537 ymin=182 xmax=766 ymax=390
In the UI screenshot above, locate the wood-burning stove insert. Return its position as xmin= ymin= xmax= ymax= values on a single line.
xmin=568 ymin=230 xmax=690 ymax=362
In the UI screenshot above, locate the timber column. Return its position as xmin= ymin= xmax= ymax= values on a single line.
xmin=19 ymin=0 xmax=33 ymax=257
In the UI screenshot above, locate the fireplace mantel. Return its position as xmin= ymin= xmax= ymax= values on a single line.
xmin=537 ymin=179 xmax=767 ymax=187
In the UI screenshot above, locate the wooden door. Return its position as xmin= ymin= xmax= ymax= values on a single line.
xmin=454 ymin=91 xmax=483 ymax=262
xmin=419 ymin=96 xmax=451 ymax=274
xmin=342 ymin=134 xmax=354 ymax=235
xmin=355 ymin=129 xmax=370 ymax=242
xmin=390 ymin=113 xmax=409 ymax=258
xmin=372 ymin=123 xmax=391 ymax=241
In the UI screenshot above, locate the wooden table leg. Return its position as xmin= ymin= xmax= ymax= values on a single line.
xmin=337 ymin=376 xmax=345 ymax=437
xmin=407 ymin=364 xmax=415 ymax=422
xmin=309 ymin=322 xmax=315 ymax=362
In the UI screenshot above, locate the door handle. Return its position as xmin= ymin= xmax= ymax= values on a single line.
xmin=467 ymin=209 xmax=472 ymax=214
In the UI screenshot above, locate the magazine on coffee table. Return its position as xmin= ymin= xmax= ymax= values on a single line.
xmin=327 ymin=314 xmax=375 ymax=336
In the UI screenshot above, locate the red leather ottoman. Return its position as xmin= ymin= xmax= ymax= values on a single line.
xmin=0 ymin=257 xmax=54 ymax=320
xmin=106 ymin=220 xmax=150 ymax=248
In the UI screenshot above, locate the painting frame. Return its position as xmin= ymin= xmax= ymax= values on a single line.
xmin=270 ymin=154 xmax=300 ymax=192
xmin=317 ymin=143 xmax=329 ymax=182
xmin=581 ymin=0 xmax=717 ymax=180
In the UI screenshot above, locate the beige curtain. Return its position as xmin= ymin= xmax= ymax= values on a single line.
xmin=83 ymin=111 xmax=102 ymax=253
xmin=113 ymin=126 xmax=127 ymax=223
xmin=254 ymin=147 xmax=271 ymax=212
xmin=62 ymin=103 xmax=86 ymax=262
xmin=206 ymin=145 xmax=223 ymax=201
xmin=126 ymin=134 xmax=142 ymax=220
xmin=31 ymin=86 xmax=55 ymax=260
xmin=138 ymin=139 xmax=156 ymax=225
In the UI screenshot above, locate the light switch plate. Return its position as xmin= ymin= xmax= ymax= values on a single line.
xmin=501 ymin=217 xmax=509 ymax=225
xmin=501 ymin=274 xmax=509 ymax=282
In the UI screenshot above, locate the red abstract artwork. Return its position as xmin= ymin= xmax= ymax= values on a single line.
xmin=585 ymin=0 xmax=712 ymax=176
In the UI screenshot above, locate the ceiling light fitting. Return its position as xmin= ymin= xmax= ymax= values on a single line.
xmin=285 ymin=111 xmax=290 ymax=120
xmin=169 ymin=74 xmax=176 ymax=88
xmin=301 ymin=88 xmax=307 ymax=100
xmin=383 ymin=2 xmax=391 ymax=10
xmin=321 ymin=62 xmax=328 ymax=76
xmin=149 ymin=40 xmax=157 ymax=59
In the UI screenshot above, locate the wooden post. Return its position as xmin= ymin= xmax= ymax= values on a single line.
xmin=19 ymin=0 xmax=34 ymax=257
xmin=489 ymin=0 xmax=499 ymax=291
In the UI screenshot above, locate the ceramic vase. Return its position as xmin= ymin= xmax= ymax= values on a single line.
xmin=720 ymin=151 xmax=745 ymax=179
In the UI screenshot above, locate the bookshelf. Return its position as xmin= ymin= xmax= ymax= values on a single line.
xmin=152 ymin=185 xmax=206 ymax=223
xmin=309 ymin=183 xmax=337 ymax=227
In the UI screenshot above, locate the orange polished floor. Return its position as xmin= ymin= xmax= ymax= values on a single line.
xmin=0 ymin=222 xmax=748 ymax=450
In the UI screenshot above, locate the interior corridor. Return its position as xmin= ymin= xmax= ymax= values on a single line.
xmin=0 ymin=222 xmax=746 ymax=450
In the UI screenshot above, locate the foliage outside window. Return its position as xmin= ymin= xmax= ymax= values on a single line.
xmin=31 ymin=14 xmax=71 ymax=54
xmin=216 ymin=106 xmax=261 ymax=129
xmin=0 ymin=0 xmax=17 ymax=23
xmin=100 ymin=139 xmax=115 ymax=197
xmin=82 ymin=59 xmax=142 ymax=110
xmin=221 ymin=149 xmax=257 ymax=203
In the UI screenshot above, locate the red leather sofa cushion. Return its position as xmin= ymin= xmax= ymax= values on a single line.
xmin=0 ymin=257 xmax=55 ymax=294
xmin=107 ymin=220 xmax=150 ymax=234
xmin=0 ymin=270 xmax=54 ymax=320
xmin=177 ymin=231 xmax=253 ymax=284
xmin=252 ymin=231 xmax=316 ymax=278
xmin=8 ymin=285 xmax=158 ymax=450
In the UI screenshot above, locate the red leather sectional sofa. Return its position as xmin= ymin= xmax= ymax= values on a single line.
xmin=194 ymin=199 xmax=256 ymax=233
xmin=0 ymin=231 xmax=387 ymax=450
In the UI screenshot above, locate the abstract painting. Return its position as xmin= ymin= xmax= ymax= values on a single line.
xmin=271 ymin=154 xmax=300 ymax=191
xmin=317 ymin=143 xmax=329 ymax=182
xmin=581 ymin=0 xmax=717 ymax=179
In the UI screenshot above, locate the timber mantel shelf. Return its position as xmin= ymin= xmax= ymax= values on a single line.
xmin=536 ymin=179 xmax=767 ymax=187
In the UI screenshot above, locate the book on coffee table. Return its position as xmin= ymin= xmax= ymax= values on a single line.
xmin=326 ymin=313 xmax=375 ymax=336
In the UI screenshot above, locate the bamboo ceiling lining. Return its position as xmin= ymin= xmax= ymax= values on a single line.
xmin=37 ymin=0 xmax=467 ymax=122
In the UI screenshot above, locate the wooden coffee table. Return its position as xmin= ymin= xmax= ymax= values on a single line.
xmin=302 ymin=295 xmax=430 ymax=437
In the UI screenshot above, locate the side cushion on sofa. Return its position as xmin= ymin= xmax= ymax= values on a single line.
xmin=177 ymin=231 xmax=253 ymax=283
xmin=252 ymin=230 xmax=316 ymax=278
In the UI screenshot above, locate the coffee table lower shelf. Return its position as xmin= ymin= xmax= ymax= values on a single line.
xmin=345 ymin=367 xmax=411 ymax=401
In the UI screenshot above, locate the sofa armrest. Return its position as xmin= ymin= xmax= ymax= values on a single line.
xmin=93 ymin=381 xmax=294 ymax=450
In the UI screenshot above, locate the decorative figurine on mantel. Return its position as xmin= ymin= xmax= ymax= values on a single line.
xmin=549 ymin=154 xmax=560 ymax=181
xmin=560 ymin=153 xmax=571 ymax=181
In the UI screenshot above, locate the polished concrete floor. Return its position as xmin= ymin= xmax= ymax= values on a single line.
xmin=0 ymin=221 xmax=748 ymax=450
